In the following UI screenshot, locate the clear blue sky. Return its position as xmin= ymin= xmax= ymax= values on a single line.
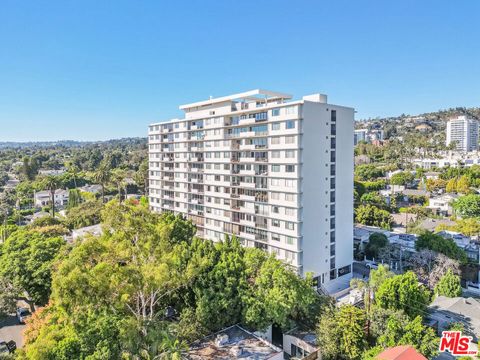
xmin=1 ymin=0 xmax=479 ymax=141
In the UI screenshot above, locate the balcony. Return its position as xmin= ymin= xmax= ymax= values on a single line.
xmin=240 ymin=144 xmax=256 ymax=151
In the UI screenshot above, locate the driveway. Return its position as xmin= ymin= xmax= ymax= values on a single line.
xmin=0 ymin=315 xmax=25 ymax=348
xmin=353 ymin=261 xmax=370 ymax=279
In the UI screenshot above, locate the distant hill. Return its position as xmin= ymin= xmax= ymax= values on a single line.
xmin=356 ymin=107 xmax=480 ymax=139
xmin=0 ymin=137 xmax=147 ymax=149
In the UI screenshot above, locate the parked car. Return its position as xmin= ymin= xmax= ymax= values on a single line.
xmin=16 ymin=307 xmax=31 ymax=324
xmin=365 ymin=261 xmax=378 ymax=270
xmin=0 ymin=340 xmax=16 ymax=354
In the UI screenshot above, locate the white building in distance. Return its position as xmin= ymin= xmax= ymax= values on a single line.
xmin=354 ymin=128 xmax=384 ymax=145
xmin=446 ymin=115 xmax=479 ymax=152
xmin=148 ymin=89 xmax=354 ymax=289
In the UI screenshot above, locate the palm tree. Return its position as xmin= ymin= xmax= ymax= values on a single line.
xmin=93 ymin=165 xmax=111 ymax=203
xmin=66 ymin=162 xmax=80 ymax=188
xmin=44 ymin=175 xmax=61 ymax=218
xmin=111 ymin=168 xmax=127 ymax=203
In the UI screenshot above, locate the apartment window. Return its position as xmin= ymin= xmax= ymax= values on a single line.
xmin=272 ymin=122 xmax=280 ymax=130
xmin=330 ymin=269 xmax=337 ymax=280
xmin=285 ymin=180 xmax=296 ymax=188
xmin=271 ymin=192 xmax=279 ymax=200
xmin=285 ymin=150 xmax=295 ymax=158
xmin=285 ymin=106 xmax=296 ymax=115
xmin=285 ymin=222 xmax=295 ymax=230
xmin=271 ymin=150 xmax=281 ymax=158
xmin=271 ymin=179 xmax=280 ymax=186
xmin=330 ymin=151 xmax=336 ymax=162
xmin=330 ymin=191 xmax=335 ymax=203
xmin=330 ymin=231 xmax=335 ymax=243
xmin=331 ymin=110 xmax=337 ymax=122
xmin=271 ymin=165 xmax=280 ymax=172
xmin=285 ymin=135 xmax=295 ymax=144
xmin=330 ymin=137 xmax=336 ymax=149
xmin=271 ymin=234 xmax=280 ymax=241
xmin=285 ymin=208 xmax=295 ymax=216
xmin=272 ymin=206 xmax=279 ymax=214
xmin=331 ymin=123 xmax=336 ymax=136
xmin=330 ymin=204 xmax=335 ymax=216
xmin=271 ymin=137 xmax=280 ymax=145
xmin=330 ymin=164 xmax=336 ymax=176
xmin=286 ymin=120 xmax=296 ymax=129
xmin=285 ymin=193 xmax=295 ymax=202
xmin=255 ymin=112 xmax=268 ymax=122
xmin=338 ymin=265 xmax=352 ymax=277
xmin=272 ymin=219 xmax=280 ymax=227
xmin=330 ymin=177 xmax=335 ymax=189
xmin=286 ymin=165 xmax=295 ymax=173
xmin=285 ymin=251 xmax=296 ymax=261
xmin=330 ymin=258 xmax=336 ymax=270
xmin=330 ymin=218 xmax=335 ymax=230
xmin=330 ymin=245 xmax=335 ymax=257
xmin=286 ymin=236 xmax=295 ymax=245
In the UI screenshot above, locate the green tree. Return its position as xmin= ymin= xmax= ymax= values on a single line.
xmin=456 ymin=175 xmax=471 ymax=194
xmin=317 ymin=305 xmax=367 ymax=360
xmin=43 ymin=175 xmax=61 ymax=217
xmin=453 ymin=194 xmax=480 ymax=218
xmin=110 ymin=168 xmax=127 ymax=203
xmin=0 ymin=228 xmax=65 ymax=308
xmin=390 ymin=171 xmax=414 ymax=186
xmin=67 ymin=188 xmax=82 ymax=209
xmin=446 ymin=178 xmax=458 ymax=193
xmin=365 ymin=232 xmax=388 ymax=259
xmin=355 ymin=204 xmax=393 ymax=229
xmin=416 ymin=231 xmax=467 ymax=263
xmin=65 ymin=200 xmax=103 ymax=229
xmin=93 ymin=165 xmax=111 ymax=203
xmin=375 ymin=271 xmax=431 ymax=318
xmin=355 ymin=164 xmax=385 ymax=181
xmin=434 ymin=269 xmax=462 ymax=297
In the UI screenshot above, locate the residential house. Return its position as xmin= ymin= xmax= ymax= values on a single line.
xmin=429 ymin=296 xmax=480 ymax=342
xmin=78 ymin=184 xmax=103 ymax=194
xmin=38 ymin=169 xmax=66 ymax=176
xmin=71 ymin=224 xmax=103 ymax=242
xmin=186 ymin=325 xmax=283 ymax=360
xmin=283 ymin=329 xmax=319 ymax=359
xmin=427 ymin=193 xmax=459 ymax=216
xmin=376 ymin=345 xmax=427 ymax=360
xmin=34 ymin=189 xmax=69 ymax=208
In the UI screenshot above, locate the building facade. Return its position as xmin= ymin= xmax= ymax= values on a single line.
xmin=446 ymin=115 xmax=479 ymax=152
xmin=148 ymin=90 xmax=354 ymax=288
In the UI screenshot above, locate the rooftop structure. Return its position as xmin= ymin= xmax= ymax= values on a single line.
xmin=186 ymin=325 xmax=283 ymax=360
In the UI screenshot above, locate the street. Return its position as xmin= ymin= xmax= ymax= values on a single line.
xmin=0 ymin=315 xmax=25 ymax=349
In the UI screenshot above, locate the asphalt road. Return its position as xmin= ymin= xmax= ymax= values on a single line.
xmin=0 ymin=315 xmax=25 ymax=349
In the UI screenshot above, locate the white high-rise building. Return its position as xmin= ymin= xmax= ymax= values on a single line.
xmin=148 ymin=89 xmax=354 ymax=289
xmin=446 ymin=115 xmax=479 ymax=152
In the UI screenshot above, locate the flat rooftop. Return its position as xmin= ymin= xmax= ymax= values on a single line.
xmin=186 ymin=325 xmax=282 ymax=359
xmin=179 ymin=89 xmax=292 ymax=110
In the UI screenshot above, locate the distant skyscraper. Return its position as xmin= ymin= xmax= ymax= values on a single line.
xmin=446 ymin=115 xmax=479 ymax=152
xmin=148 ymin=89 xmax=354 ymax=290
